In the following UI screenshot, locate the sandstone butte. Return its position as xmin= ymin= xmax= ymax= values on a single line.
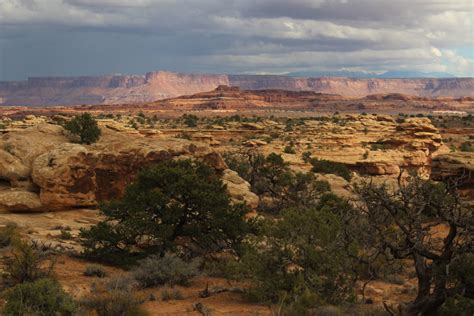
xmin=1 ymin=71 xmax=473 ymax=106
xmin=0 ymin=115 xmax=472 ymax=213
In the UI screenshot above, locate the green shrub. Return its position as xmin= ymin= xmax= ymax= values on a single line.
xmin=84 ymin=265 xmax=107 ymax=278
xmin=80 ymin=160 xmax=251 ymax=263
xmin=310 ymin=159 xmax=352 ymax=181
xmin=132 ymin=254 xmax=200 ymax=288
xmin=0 ymin=222 xmax=19 ymax=248
xmin=460 ymin=141 xmax=474 ymax=152
xmin=283 ymin=145 xmax=296 ymax=154
xmin=82 ymin=289 xmax=147 ymax=316
xmin=160 ymin=288 xmax=184 ymax=301
xmin=183 ymin=114 xmax=198 ymax=127
xmin=242 ymin=194 xmax=356 ymax=306
xmin=439 ymin=295 xmax=474 ymax=316
xmin=3 ymin=278 xmax=76 ymax=315
xmin=4 ymin=240 xmax=54 ymax=285
xmin=302 ymin=151 xmax=312 ymax=163
xmin=64 ymin=113 xmax=101 ymax=144
xmin=59 ymin=229 xmax=73 ymax=240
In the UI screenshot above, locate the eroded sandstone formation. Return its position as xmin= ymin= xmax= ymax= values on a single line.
xmin=0 ymin=124 xmax=258 ymax=213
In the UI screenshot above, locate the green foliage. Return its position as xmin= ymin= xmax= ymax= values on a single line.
xmin=160 ymin=288 xmax=184 ymax=301
xmin=4 ymin=240 xmax=55 ymax=285
xmin=59 ymin=229 xmax=73 ymax=240
xmin=242 ymin=193 xmax=356 ymax=306
xmin=460 ymin=141 xmax=474 ymax=152
xmin=439 ymin=295 xmax=474 ymax=316
xmin=84 ymin=265 xmax=107 ymax=278
xmin=82 ymin=289 xmax=148 ymax=316
xmin=310 ymin=159 xmax=352 ymax=181
xmin=64 ymin=113 xmax=101 ymax=144
xmin=0 ymin=222 xmax=19 ymax=248
xmin=80 ymin=160 xmax=251 ymax=263
xmin=183 ymin=114 xmax=198 ymax=127
xmin=3 ymin=278 xmax=76 ymax=316
xmin=302 ymin=151 xmax=312 ymax=163
xmin=224 ymin=152 xmax=330 ymax=213
xmin=132 ymin=254 xmax=200 ymax=288
xmin=283 ymin=145 xmax=296 ymax=154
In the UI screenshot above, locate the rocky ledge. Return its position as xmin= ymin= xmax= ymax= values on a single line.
xmin=0 ymin=124 xmax=258 ymax=213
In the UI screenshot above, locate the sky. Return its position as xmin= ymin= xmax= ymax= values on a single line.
xmin=0 ymin=0 xmax=473 ymax=80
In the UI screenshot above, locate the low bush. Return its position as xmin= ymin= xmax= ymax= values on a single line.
xmin=460 ymin=141 xmax=474 ymax=152
xmin=283 ymin=145 xmax=296 ymax=154
xmin=132 ymin=254 xmax=200 ymax=288
xmin=4 ymin=240 xmax=55 ymax=285
xmin=59 ymin=229 xmax=73 ymax=240
xmin=160 ymin=288 xmax=184 ymax=301
xmin=310 ymin=159 xmax=352 ymax=181
xmin=82 ymin=289 xmax=147 ymax=316
xmin=439 ymin=295 xmax=474 ymax=316
xmin=84 ymin=265 xmax=107 ymax=278
xmin=0 ymin=222 xmax=19 ymax=248
xmin=3 ymin=278 xmax=76 ymax=315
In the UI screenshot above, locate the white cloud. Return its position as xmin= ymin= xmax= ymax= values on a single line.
xmin=0 ymin=0 xmax=472 ymax=77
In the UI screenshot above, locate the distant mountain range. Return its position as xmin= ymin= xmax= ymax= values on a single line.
xmin=287 ymin=70 xmax=456 ymax=79
xmin=0 ymin=71 xmax=472 ymax=106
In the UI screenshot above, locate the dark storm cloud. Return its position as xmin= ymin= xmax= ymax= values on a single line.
xmin=0 ymin=0 xmax=472 ymax=80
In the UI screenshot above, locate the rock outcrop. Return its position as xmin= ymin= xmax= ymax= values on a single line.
xmin=222 ymin=170 xmax=259 ymax=210
xmin=0 ymin=124 xmax=258 ymax=212
xmin=0 ymin=189 xmax=43 ymax=212
xmin=431 ymin=153 xmax=474 ymax=198
xmin=263 ymin=116 xmax=444 ymax=177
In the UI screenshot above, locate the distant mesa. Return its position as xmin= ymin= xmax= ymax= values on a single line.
xmin=0 ymin=71 xmax=473 ymax=107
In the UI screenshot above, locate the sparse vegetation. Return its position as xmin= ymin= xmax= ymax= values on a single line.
xmin=4 ymin=240 xmax=55 ymax=285
xmin=82 ymin=288 xmax=147 ymax=316
xmin=3 ymin=278 xmax=76 ymax=316
xmin=84 ymin=265 xmax=107 ymax=278
xmin=132 ymin=254 xmax=200 ymax=288
xmin=310 ymin=158 xmax=352 ymax=181
xmin=283 ymin=144 xmax=296 ymax=154
xmin=0 ymin=222 xmax=19 ymax=247
xmin=160 ymin=288 xmax=184 ymax=301
xmin=460 ymin=141 xmax=474 ymax=152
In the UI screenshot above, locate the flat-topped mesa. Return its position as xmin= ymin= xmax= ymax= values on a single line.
xmin=215 ymin=85 xmax=241 ymax=92
xmin=0 ymin=71 xmax=473 ymax=106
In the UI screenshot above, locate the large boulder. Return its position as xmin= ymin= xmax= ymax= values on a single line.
xmin=0 ymin=190 xmax=43 ymax=212
xmin=222 ymin=169 xmax=259 ymax=209
xmin=0 ymin=124 xmax=67 ymax=173
xmin=0 ymin=150 xmax=30 ymax=182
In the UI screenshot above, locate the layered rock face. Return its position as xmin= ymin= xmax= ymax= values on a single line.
xmin=257 ymin=116 xmax=443 ymax=177
xmin=0 ymin=124 xmax=257 ymax=212
xmin=0 ymin=71 xmax=472 ymax=106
